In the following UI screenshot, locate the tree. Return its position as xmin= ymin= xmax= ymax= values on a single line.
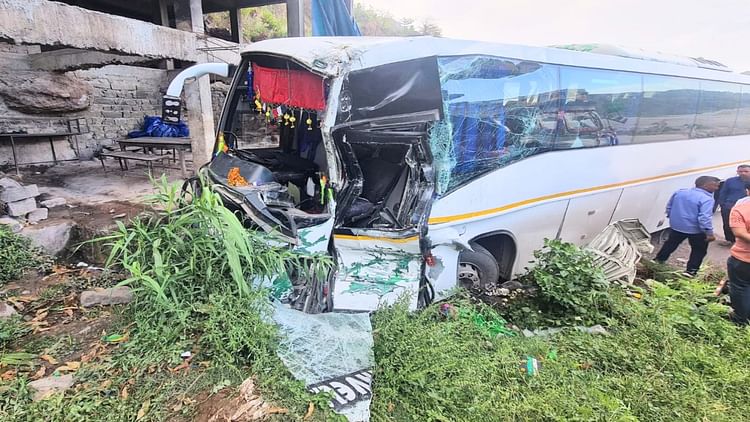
xmin=418 ymin=21 xmax=442 ymax=37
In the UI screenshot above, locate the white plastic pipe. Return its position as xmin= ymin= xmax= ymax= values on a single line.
xmin=165 ymin=62 xmax=230 ymax=97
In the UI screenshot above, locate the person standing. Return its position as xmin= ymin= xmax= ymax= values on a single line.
xmin=655 ymin=176 xmax=721 ymax=276
xmin=718 ymin=164 xmax=750 ymax=244
xmin=727 ymin=182 xmax=750 ymax=325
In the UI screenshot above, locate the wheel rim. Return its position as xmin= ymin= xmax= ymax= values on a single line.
xmin=458 ymin=262 xmax=481 ymax=288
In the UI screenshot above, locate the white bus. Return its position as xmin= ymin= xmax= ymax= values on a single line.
xmin=206 ymin=36 xmax=750 ymax=313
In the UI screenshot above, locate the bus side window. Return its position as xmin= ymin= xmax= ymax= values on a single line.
xmin=732 ymin=85 xmax=750 ymax=135
xmin=559 ymin=66 xmax=642 ymax=147
xmin=635 ymin=75 xmax=700 ymax=143
xmin=694 ymin=81 xmax=741 ymax=138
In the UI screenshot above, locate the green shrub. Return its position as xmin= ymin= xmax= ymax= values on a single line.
xmin=0 ymin=227 xmax=50 ymax=284
xmin=0 ymin=316 xmax=30 ymax=349
xmin=517 ymin=238 xmax=617 ymax=325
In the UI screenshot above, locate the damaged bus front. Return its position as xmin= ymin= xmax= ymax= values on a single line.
xmin=204 ymin=41 xmax=441 ymax=313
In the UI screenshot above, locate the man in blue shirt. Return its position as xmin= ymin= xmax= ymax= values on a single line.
xmin=655 ymin=176 xmax=721 ymax=276
xmin=718 ymin=165 xmax=750 ymax=243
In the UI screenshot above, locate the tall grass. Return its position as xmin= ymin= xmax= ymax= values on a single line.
xmin=102 ymin=175 xmax=328 ymax=316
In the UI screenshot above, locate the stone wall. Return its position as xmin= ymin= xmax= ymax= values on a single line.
xmin=71 ymin=65 xmax=169 ymax=156
xmin=0 ymin=41 xmax=231 ymax=168
xmin=0 ymin=44 xmax=170 ymax=165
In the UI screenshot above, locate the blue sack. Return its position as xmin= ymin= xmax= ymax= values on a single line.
xmin=128 ymin=116 xmax=189 ymax=138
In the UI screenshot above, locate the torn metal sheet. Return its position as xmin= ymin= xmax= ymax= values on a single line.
xmin=584 ymin=218 xmax=654 ymax=285
xmin=332 ymin=237 xmax=421 ymax=311
xmin=272 ymin=302 xmax=374 ymax=422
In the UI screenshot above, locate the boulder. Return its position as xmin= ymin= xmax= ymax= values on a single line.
xmin=6 ymin=197 xmax=37 ymax=217
xmin=0 ymin=216 xmax=22 ymax=233
xmin=0 ymin=71 xmax=92 ymax=114
xmin=28 ymin=374 xmax=75 ymax=401
xmin=27 ymin=208 xmax=48 ymax=223
xmin=0 ymin=184 xmax=39 ymax=202
xmin=0 ymin=177 xmax=22 ymax=189
xmin=80 ymin=286 xmax=134 ymax=307
xmin=0 ymin=302 xmax=18 ymax=319
xmin=40 ymin=197 xmax=67 ymax=208
xmin=20 ymin=220 xmax=73 ymax=256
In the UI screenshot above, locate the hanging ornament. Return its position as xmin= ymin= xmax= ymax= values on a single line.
xmin=289 ymin=114 xmax=296 ymax=128
xmin=283 ymin=113 xmax=290 ymax=126
xmin=306 ymin=117 xmax=313 ymax=131
xmin=265 ymin=109 xmax=271 ymax=122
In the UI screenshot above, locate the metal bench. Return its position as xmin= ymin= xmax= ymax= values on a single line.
xmin=98 ymin=151 xmax=170 ymax=174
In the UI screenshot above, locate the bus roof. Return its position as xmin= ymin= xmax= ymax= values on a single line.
xmin=241 ymin=36 xmax=750 ymax=84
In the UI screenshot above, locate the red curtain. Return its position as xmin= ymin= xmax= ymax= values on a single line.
xmin=252 ymin=63 xmax=326 ymax=111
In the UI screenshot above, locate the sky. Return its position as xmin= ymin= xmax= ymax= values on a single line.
xmin=356 ymin=0 xmax=750 ymax=73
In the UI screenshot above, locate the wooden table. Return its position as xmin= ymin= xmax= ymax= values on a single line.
xmin=117 ymin=137 xmax=192 ymax=178
xmin=0 ymin=132 xmax=82 ymax=176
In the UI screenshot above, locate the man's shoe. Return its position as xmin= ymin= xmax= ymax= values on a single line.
xmin=681 ymin=271 xmax=696 ymax=278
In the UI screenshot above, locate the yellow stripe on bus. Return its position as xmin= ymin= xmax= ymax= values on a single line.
xmin=428 ymin=159 xmax=748 ymax=225
xmin=333 ymin=234 xmax=419 ymax=243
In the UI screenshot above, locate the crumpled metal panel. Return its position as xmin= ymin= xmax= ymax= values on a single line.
xmin=584 ymin=218 xmax=654 ymax=285
xmin=272 ymin=302 xmax=374 ymax=422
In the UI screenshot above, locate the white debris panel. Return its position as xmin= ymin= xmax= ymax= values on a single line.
xmin=584 ymin=218 xmax=654 ymax=285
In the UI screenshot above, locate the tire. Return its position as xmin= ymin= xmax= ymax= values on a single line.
xmin=458 ymin=243 xmax=500 ymax=289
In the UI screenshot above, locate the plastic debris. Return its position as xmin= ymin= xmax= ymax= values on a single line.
xmin=585 ymin=219 xmax=654 ymax=285
xmin=524 ymin=357 xmax=540 ymax=376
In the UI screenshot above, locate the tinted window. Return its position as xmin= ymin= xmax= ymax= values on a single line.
xmin=559 ymin=67 xmax=642 ymax=146
xmin=734 ymin=85 xmax=750 ymax=135
xmin=435 ymin=56 xmax=560 ymax=191
xmin=635 ymin=75 xmax=700 ymax=143
xmin=694 ymin=81 xmax=741 ymax=138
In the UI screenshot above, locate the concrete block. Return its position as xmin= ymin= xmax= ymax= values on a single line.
xmin=101 ymin=111 xmax=123 ymax=118
xmin=40 ymin=198 xmax=67 ymax=208
xmin=20 ymin=221 xmax=73 ymax=256
xmin=27 ymin=208 xmax=48 ymax=223
xmin=0 ymin=177 xmax=22 ymax=189
xmin=80 ymin=286 xmax=134 ymax=307
xmin=0 ymin=216 xmax=23 ymax=233
xmin=6 ymin=198 xmax=37 ymax=216
xmin=28 ymin=374 xmax=74 ymax=401
xmin=0 ymin=302 xmax=18 ymax=319
xmin=0 ymin=184 xmax=39 ymax=202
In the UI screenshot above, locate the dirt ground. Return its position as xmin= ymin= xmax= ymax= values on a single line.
xmin=18 ymin=160 xmax=186 ymax=205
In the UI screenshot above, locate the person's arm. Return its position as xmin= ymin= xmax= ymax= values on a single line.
xmin=665 ymin=192 xmax=675 ymax=218
xmin=730 ymin=208 xmax=750 ymax=243
xmin=698 ymin=196 xmax=715 ymax=241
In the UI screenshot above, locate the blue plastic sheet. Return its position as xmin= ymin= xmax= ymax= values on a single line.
xmin=128 ymin=116 xmax=189 ymax=138
xmin=312 ymin=0 xmax=361 ymax=36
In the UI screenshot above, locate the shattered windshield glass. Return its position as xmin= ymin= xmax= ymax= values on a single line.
xmin=433 ymin=56 xmax=561 ymax=194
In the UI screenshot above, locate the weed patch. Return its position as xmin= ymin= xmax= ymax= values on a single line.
xmin=0 ymin=227 xmax=51 ymax=285
xmin=372 ymin=281 xmax=750 ymax=421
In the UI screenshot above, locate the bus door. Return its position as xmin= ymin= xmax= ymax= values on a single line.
xmin=330 ymin=125 xmax=435 ymax=311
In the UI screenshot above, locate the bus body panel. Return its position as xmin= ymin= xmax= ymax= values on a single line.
xmin=429 ymin=135 xmax=746 ymax=279
xmin=216 ymin=37 xmax=750 ymax=312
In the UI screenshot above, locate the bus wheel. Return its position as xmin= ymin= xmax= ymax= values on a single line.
xmin=458 ymin=244 xmax=500 ymax=290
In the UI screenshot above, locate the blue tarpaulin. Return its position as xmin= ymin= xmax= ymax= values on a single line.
xmin=312 ymin=0 xmax=361 ymax=36
xmin=128 ymin=116 xmax=189 ymax=138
